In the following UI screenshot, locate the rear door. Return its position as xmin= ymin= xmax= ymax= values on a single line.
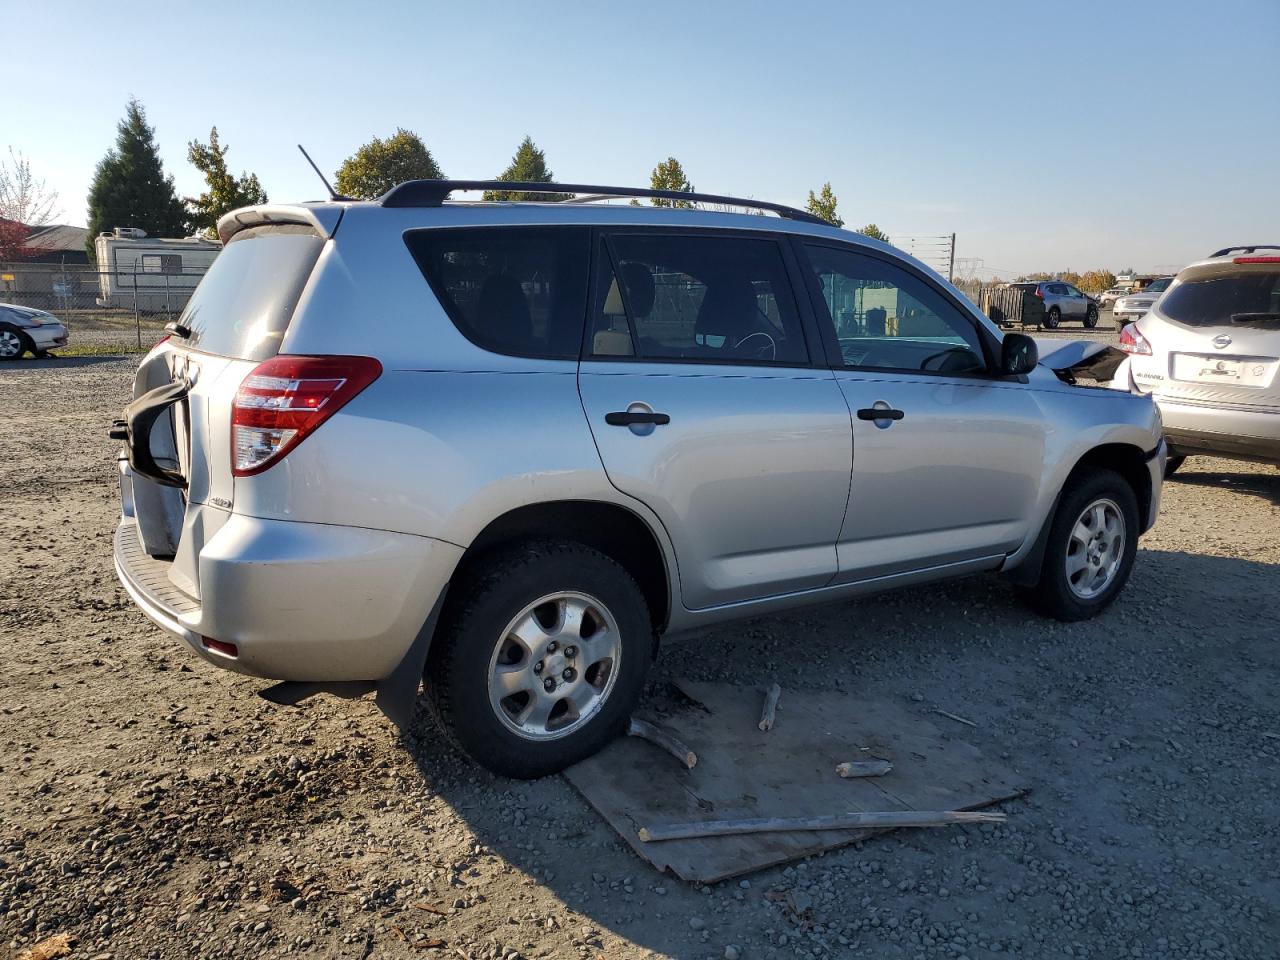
xmin=578 ymin=229 xmax=852 ymax=609
xmin=796 ymin=240 xmax=1046 ymax=582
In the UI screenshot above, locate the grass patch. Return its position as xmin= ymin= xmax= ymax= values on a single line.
xmin=46 ymin=343 xmax=148 ymax=357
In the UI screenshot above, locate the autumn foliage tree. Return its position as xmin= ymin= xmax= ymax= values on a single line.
xmin=186 ymin=127 xmax=268 ymax=238
xmin=335 ymin=129 xmax=444 ymax=200
xmin=647 ymin=157 xmax=694 ymax=207
xmin=805 ymin=183 xmax=843 ymax=226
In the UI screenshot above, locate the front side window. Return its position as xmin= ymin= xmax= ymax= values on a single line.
xmin=407 ymin=226 xmax=590 ymax=359
xmin=803 ymin=243 xmax=987 ymax=375
xmin=590 ymin=233 xmax=808 ymax=365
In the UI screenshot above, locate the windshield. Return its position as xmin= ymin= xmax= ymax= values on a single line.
xmin=1158 ymin=270 xmax=1280 ymax=327
xmin=179 ymin=225 xmax=323 ymax=360
xmin=1145 ymin=278 xmax=1171 ymax=293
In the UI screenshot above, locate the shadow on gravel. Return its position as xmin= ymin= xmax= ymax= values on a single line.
xmin=395 ymin=546 xmax=1280 ymax=957
xmin=0 ymin=354 xmax=132 ymax=370
xmin=1168 ymin=465 xmax=1280 ymax=506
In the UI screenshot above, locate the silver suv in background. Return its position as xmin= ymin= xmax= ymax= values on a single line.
xmin=111 ymin=181 xmax=1165 ymax=778
xmin=1114 ymin=246 xmax=1280 ymax=472
xmin=1010 ymin=281 xmax=1099 ymax=329
xmin=1113 ymin=277 xmax=1173 ymax=323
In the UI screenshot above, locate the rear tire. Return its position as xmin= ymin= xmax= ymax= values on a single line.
xmin=425 ymin=540 xmax=653 ymax=779
xmin=0 ymin=325 xmax=32 ymax=361
xmin=1084 ymin=305 xmax=1099 ymax=328
xmin=1020 ymin=468 xmax=1139 ymax=622
xmin=1044 ymin=307 xmax=1061 ymax=329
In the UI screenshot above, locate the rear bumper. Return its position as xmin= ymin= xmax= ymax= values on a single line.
xmin=114 ymin=510 xmax=463 ymax=682
xmin=1157 ymin=396 xmax=1280 ymax=463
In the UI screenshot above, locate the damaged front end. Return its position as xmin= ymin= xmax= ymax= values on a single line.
xmin=1034 ymin=338 xmax=1127 ymax=385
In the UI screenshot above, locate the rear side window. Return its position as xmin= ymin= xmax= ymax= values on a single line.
xmin=1159 ymin=270 xmax=1280 ymax=327
xmin=407 ymin=227 xmax=590 ymax=359
xmin=181 ymin=224 xmax=323 ymax=361
xmin=590 ymin=233 xmax=809 ymax=365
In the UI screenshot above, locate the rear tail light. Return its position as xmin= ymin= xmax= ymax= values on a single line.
xmin=1233 ymin=256 xmax=1280 ymax=264
xmin=232 ymin=355 xmax=382 ymax=476
xmin=1034 ymin=286 xmax=1044 ymax=298
xmin=1118 ymin=323 xmax=1152 ymax=356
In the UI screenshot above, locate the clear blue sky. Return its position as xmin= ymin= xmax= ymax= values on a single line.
xmin=7 ymin=0 xmax=1277 ymax=277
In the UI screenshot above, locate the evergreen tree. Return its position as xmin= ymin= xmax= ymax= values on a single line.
xmin=335 ymin=128 xmax=444 ymax=200
xmin=186 ymin=127 xmax=268 ymax=238
xmin=86 ymin=99 xmax=188 ymax=256
xmin=806 ymin=183 xmax=843 ymax=227
xmin=483 ymin=136 xmax=567 ymax=201
xmin=647 ymin=157 xmax=694 ymax=207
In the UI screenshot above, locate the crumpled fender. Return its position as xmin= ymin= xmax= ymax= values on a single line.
xmin=1033 ymin=338 xmax=1126 ymax=383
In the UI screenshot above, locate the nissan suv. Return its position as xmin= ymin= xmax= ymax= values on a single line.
xmin=1113 ymin=245 xmax=1280 ymax=473
xmin=112 ymin=181 xmax=1165 ymax=778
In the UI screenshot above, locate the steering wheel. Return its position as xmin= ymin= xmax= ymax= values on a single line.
xmin=733 ymin=331 xmax=777 ymax=362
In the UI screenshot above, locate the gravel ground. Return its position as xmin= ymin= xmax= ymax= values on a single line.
xmin=1 ymin=355 xmax=1277 ymax=960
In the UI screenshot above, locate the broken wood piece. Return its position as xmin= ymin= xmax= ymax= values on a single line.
xmin=628 ymin=717 xmax=697 ymax=769
xmin=637 ymin=809 xmax=1004 ymax=842
xmin=836 ymin=759 xmax=893 ymax=779
xmin=758 ymin=682 xmax=782 ymax=731
xmin=934 ymin=709 xmax=977 ymax=728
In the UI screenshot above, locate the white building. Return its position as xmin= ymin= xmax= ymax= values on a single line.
xmin=94 ymin=228 xmax=221 ymax=311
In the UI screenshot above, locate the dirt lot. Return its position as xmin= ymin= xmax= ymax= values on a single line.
xmin=2 ymin=356 xmax=1277 ymax=960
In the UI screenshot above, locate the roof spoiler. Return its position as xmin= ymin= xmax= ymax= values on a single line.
xmin=378 ymin=179 xmax=827 ymax=225
xmin=1209 ymin=244 xmax=1280 ymax=258
xmin=216 ymin=204 xmax=345 ymax=244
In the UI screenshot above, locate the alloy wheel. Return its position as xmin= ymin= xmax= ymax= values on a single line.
xmin=486 ymin=591 xmax=621 ymax=741
xmin=0 ymin=330 xmax=22 ymax=358
xmin=1065 ymin=498 xmax=1126 ymax=599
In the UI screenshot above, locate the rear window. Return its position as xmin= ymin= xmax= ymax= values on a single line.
xmin=406 ymin=226 xmax=591 ymax=359
xmin=180 ymin=224 xmax=323 ymax=361
xmin=1159 ymin=271 xmax=1280 ymax=327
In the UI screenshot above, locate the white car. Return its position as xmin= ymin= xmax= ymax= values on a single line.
xmin=1097 ymin=287 xmax=1128 ymax=307
xmin=1113 ymin=278 xmax=1173 ymax=323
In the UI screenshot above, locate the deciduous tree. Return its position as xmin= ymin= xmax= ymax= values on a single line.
xmin=856 ymin=223 xmax=889 ymax=242
xmin=335 ymin=128 xmax=444 ymax=200
xmin=647 ymin=157 xmax=694 ymax=207
xmin=483 ymin=136 xmax=567 ymax=202
xmin=805 ymin=183 xmax=843 ymax=227
xmin=0 ymin=149 xmax=60 ymax=229
xmin=86 ymin=99 xmax=188 ymax=257
xmin=186 ymin=127 xmax=267 ymax=238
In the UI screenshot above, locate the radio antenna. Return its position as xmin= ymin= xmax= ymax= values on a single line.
xmin=297 ymin=144 xmax=349 ymax=201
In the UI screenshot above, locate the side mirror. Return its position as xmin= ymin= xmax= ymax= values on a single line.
xmin=1001 ymin=333 xmax=1039 ymax=376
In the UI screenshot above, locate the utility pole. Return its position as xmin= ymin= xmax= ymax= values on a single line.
xmin=948 ymin=233 xmax=956 ymax=283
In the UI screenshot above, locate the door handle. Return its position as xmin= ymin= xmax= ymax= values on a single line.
xmin=605 ymin=410 xmax=670 ymax=426
xmin=856 ymin=407 xmax=905 ymax=421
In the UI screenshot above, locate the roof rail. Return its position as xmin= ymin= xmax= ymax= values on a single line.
xmin=1209 ymin=244 xmax=1280 ymax=258
xmin=378 ymin=179 xmax=827 ymax=225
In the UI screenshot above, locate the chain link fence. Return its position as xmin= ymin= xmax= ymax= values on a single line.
xmin=1 ymin=262 xmax=210 ymax=353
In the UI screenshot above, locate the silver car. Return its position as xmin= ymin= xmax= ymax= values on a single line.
xmin=1113 ymin=246 xmax=1280 ymax=471
xmin=111 ymin=181 xmax=1165 ymax=778
xmin=1010 ymin=281 xmax=1099 ymax=329
xmin=0 ymin=303 xmax=69 ymax=359
xmin=1113 ymin=277 xmax=1173 ymax=323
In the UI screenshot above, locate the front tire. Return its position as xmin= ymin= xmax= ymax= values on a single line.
xmin=1044 ymin=307 xmax=1061 ymax=329
xmin=425 ymin=540 xmax=653 ymax=778
xmin=1021 ymin=469 xmax=1139 ymax=622
xmin=0 ymin=325 xmax=32 ymax=361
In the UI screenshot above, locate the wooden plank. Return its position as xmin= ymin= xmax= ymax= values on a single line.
xmin=563 ymin=682 xmax=1026 ymax=883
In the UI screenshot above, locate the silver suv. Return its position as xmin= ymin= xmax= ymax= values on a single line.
xmin=1009 ymin=281 xmax=1099 ymax=329
xmin=112 ymin=181 xmax=1165 ymax=778
xmin=1113 ymin=246 xmax=1280 ymax=472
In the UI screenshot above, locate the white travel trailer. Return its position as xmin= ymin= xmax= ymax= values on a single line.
xmin=94 ymin=228 xmax=221 ymax=312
